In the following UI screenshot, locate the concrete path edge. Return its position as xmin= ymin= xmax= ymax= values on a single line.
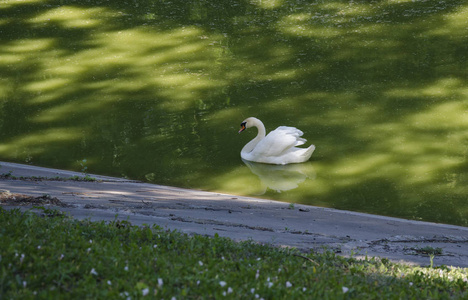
xmin=1 ymin=161 xmax=467 ymax=268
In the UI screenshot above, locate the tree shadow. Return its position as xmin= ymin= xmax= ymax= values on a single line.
xmin=0 ymin=0 xmax=467 ymax=225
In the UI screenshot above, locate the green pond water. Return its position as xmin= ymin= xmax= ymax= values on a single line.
xmin=1 ymin=0 xmax=467 ymax=226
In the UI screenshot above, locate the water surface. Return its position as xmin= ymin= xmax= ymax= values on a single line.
xmin=1 ymin=0 xmax=467 ymax=226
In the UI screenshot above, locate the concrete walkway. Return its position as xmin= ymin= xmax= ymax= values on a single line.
xmin=1 ymin=161 xmax=467 ymax=268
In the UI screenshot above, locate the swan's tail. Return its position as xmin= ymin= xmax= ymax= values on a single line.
xmin=302 ymin=144 xmax=315 ymax=160
xmin=286 ymin=144 xmax=315 ymax=164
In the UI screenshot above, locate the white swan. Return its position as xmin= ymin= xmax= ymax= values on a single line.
xmin=239 ymin=117 xmax=315 ymax=165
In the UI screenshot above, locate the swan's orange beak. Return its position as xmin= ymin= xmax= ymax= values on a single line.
xmin=239 ymin=122 xmax=246 ymax=133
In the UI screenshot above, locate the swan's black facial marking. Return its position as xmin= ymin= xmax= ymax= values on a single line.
xmin=239 ymin=121 xmax=247 ymax=133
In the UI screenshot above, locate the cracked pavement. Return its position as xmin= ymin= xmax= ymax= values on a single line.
xmin=1 ymin=161 xmax=467 ymax=268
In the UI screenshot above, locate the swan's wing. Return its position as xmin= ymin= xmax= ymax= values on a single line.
xmin=254 ymin=126 xmax=306 ymax=157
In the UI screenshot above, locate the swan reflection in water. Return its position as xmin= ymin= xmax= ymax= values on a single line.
xmin=242 ymin=159 xmax=316 ymax=194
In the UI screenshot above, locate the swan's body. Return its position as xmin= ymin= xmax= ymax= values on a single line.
xmin=239 ymin=117 xmax=315 ymax=165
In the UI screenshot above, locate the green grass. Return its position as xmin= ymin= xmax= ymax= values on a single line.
xmin=0 ymin=173 xmax=96 ymax=182
xmin=1 ymin=208 xmax=467 ymax=299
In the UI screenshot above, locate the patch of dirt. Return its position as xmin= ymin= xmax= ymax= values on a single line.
xmin=0 ymin=190 xmax=70 ymax=207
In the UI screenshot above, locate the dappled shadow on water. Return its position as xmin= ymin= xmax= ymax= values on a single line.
xmin=0 ymin=0 xmax=467 ymax=225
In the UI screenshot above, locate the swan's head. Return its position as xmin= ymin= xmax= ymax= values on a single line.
xmin=238 ymin=117 xmax=258 ymax=133
xmin=239 ymin=121 xmax=247 ymax=133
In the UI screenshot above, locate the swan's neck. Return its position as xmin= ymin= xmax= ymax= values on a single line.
xmin=241 ymin=119 xmax=266 ymax=153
